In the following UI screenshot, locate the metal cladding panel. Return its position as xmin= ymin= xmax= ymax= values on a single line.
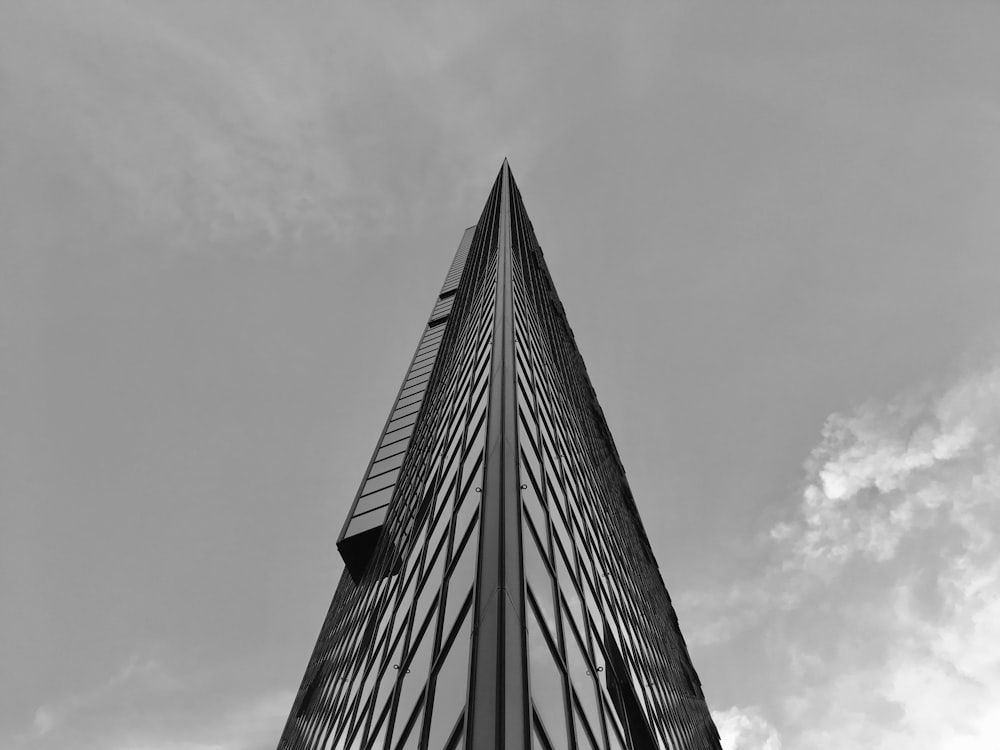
xmin=279 ymin=165 xmax=721 ymax=750
xmin=336 ymin=227 xmax=476 ymax=581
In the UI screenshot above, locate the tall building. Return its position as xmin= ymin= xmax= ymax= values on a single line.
xmin=278 ymin=162 xmax=720 ymax=750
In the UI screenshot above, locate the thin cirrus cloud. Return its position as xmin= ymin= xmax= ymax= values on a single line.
xmin=1 ymin=0 xmax=363 ymax=253
xmin=14 ymin=653 xmax=173 ymax=748
xmin=698 ymin=350 xmax=1000 ymax=748
xmin=10 ymin=650 xmax=291 ymax=750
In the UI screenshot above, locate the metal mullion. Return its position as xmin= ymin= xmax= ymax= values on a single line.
xmin=467 ymin=162 xmax=529 ymax=750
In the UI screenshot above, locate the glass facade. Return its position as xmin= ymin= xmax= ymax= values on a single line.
xmin=278 ymin=163 xmax=720 ymax=750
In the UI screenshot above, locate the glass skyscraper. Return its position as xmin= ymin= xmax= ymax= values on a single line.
xmin=278 ymin=162 xmax=721 ymax=750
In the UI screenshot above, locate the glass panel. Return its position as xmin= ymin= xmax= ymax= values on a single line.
xmin=538 ymin=409 xmax=555 ymax=464
xmin=413 ymin=551 xmax=444 ymax=637
xmin=381 ymin=430 xmax=414 ymax=454
xmin=523 ymin=522 xmax=557 ymax=636
xmin=398 ymin=384 xmax=427 ymax=402
xmin=357 ymin=630 xmax=390 ymax=722
xmin=386 ymin=412 xmax=419 ymax=434
xmin=354 ymin=487 xmax=394 ymax=516
xmin=443 ymin=712 xmax=466 ymax=750
xmin=460 ymin=444 xmax=482 ymax=494
xmin=403 ymin=372 xmax=432 ymax=391
xmin=521 ymin=445 xmax=543 ymax=504
xmin=520 ymin=467 xmax=546 ymax=539
xmin=419 ymin=331 xmax=444 ymax=347
xmin=426 ymin=502 xmax=450 ymax=567
xmin=411 ymin=349 xmax=438 ymax=367
xmin=345 ymin=506 xmax=387 ymax=537
xmin=375 ymin=440 xmax=410 ymax=464
xmin=573 ymin=705 xmax=600 ymax=750
xmin=371 ymin=631 xmax=405 ymax=738
xmin=439 ymin=457 xmax=460 ymax=508
xmin=472 ymin=352 xmax=490 ymax=394
xmin=555 ymin=542 xmax=586 ymax=639
xmin=366 ymin=702 xmax=390 ymax=750
xmin=392 ymin=616 xmax=434 ymax=748
xmin=547 ymin=477 xmax=568 ymax=529
xmin=442 ymin=524 xmax=477 ymax=638
xmin=453 ymin=472 xmax=481 ymax=548
xmin=519 ymin=405 xmax=540 ymax=454
xmin=528 ymin=603 xmax=569 ymax=750
xmin=392 ymin=574 xmax=419 ymax=646
xmin=393 ymin=698 xmax=424 ymax=750
xmin=565 ymin=619 xmax=602 ymax=744
xmin=408 ymin=360 xmax=436 ymax=379
xmin=426 ymin=605 xmax=472 ymax=750
xmin=362 ymin=469 xmax=401 ymax=496
xmin=605 ymin=704 xmax=627 ymax=750
xmin=416 ymin=339 xmax=442 ymax=356
xmin=469 ymin=384 xmax=489 ymax=430
xmin=395 ymin=391 xmax=423 ymax=409
xmin=384 ymin=422 xmax=416 ymax=443
xmin=532 ymin=717 xmax=553 ymax=750
xmin=581 ymin=571 xmax=603 ymax=648
xmin=370 ymin=451 xmax=407 ymax=478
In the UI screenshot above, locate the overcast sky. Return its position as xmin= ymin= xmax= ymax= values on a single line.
xmin=3 ymin=2 xmax=1000 ymax=749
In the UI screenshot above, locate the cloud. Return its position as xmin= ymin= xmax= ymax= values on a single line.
xmin=18 ymin=652 xmax=171 ymax=743
xmin=1 ymin=0 xmax=363 ymax=252
xmin=9 ymin=649 xmax=291 ymax=750
xmin=685 ymin=353 xmax=1000 ymax=748
xmin=30 ymin=710 xmax=54 ymax=739
xmin=110 ymin=690 xmax=293 ymax=750
xmin=1 ymin=1 xmax=512 ymax=254
xmin=779 ymin=362 xmax=1000 ymax=578
xmin=713 ymin=705 xmax=782 ymax=750
xmin=0 ymin=1 xmax=692 ymax=258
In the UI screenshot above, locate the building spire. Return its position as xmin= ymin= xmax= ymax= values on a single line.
xmin=278 ymin=163 xmax=723 ymax=750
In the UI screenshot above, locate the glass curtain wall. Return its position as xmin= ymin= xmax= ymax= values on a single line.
xmin=508 ymin=176 xmax=720 ymax=750
xmin=278 ymin=175 xmax=503 ymax=750
xmin=278 ymin=163 xmax=721 ymax=750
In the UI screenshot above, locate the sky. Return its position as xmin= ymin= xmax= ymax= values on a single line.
xmin=2 ymin=1 xmax=1000 ymax=748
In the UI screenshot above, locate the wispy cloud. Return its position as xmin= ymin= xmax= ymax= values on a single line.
xmin=1 ymin=1 xmax=508 ymax=254
xmin=109 ymin=690 xmax=293 ymax=750
xmin=9 ymin=649 xmax=291 ymax=750
xmin=688 ymin=352 xmax=1000 ymax=748
xmin=2 ymin=0 xmax=360 ymax=252
xmin=12 ymin=651 xmax=173 ymax=747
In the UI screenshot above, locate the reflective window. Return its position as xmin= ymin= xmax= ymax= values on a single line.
xmin=386 ymin=411 xmax=419 ymax=434
xmin=354 ymin=487 xmax=394 ymax=516
xmin=425 ymin=601 xmax=472 ymax=750
xmin=523 ymin=518 xmax=556 ymax=637
xmin=528 ymin=599 xmax=569 ymax=750
xmin=391 ymin=611 xmax=435 ymax=749
xmin=383 ymin=422 xmax=416 ymax=443
xmin=442 ymin=521 xmax=477 ymax=638
xmin=283 ymin=193 xmax=717 ymax=750
xmin=370 ymin=451 xmax=407 ymax=478
xmin=362 ymin=469 xmax=401 ymax=496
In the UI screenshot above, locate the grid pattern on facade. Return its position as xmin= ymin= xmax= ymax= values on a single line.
xmin=279 ymin=174 xmax=505 ymax=750
xmin=337 ymin=228 xmax=478 ymax=580
xmin=507 ymin=171 xmax=719 ymax=749
xmin=278 ymin=163 xmax=721 ymax=750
